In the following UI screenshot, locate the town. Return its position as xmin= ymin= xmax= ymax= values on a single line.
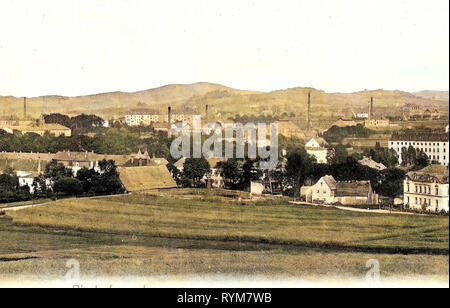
xmin=1 ymin=91 xmax=448 ymax=214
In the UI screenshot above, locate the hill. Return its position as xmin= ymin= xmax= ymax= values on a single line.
xmin=1 ymin=83 xmax=448 ymax=129
xmin=413 ymin=90 xmax=449 ymax=102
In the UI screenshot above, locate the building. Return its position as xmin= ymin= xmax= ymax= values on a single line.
xmin=54 ymin=149 xmax=153 ymax=175
xmin=305 ymin=137 xmax=329 ymax=164
xmin=1 ymin=123 xmax=71 ymax=137
xmin=331 ymin=118 xmax=358 ymax=128
xmin=356 ymin=113 xmax=369 ymax=119
xmin=389 ymin=131 xmax=449 ymax=166
xmin=402 ymin=104 xmax=441 ymax=121
xmin=125 ymin=110 xmax=160 ymax=126
xmin=301 ymin=175 xmax=378 ymax=205
xmin=403 ymin=165 xmax=449 ymax=213
xmin=365 ymin=118 xmax=390 ymax=129
xmin=358 ymin=156 xmax=387 ymax=171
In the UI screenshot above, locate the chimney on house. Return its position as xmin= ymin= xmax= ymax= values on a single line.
xmin=307 ymin=91 xmax=312 ymax=131
xmin=168 ymin=106 xmax=172 ymax=124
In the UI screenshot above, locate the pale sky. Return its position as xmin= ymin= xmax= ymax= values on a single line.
xmin=0 ymin=0 xmax=448 ymax=97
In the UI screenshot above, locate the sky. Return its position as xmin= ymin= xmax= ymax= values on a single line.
xmin=0 ymin=0 xmax=448 ymax=97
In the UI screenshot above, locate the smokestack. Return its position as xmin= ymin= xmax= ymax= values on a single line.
xmin=205 ymin=105 xmax=209 ymax=121
xmin=369 ymin=97 xmax=374 ymax=120
xmin=23 ymin=97 xmax=27 ymax=119
xmin=168 ymin=106 xmax=172 ymax=123
xmin=307 ymin=91 xmax=312 ymax=131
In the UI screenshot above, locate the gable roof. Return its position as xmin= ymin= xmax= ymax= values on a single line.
xmin=358 ymin=156 xmax=387 ymax=171
xmin=335 ymin=181 xmax=372 ymax=197
xmin=317 ymin=175 xmax=337 ymax=190
xmin=406 ymin=165 xmax=449 ymax=184
xmin=306 ymin=137 xmax=329 ymax=148
xmin=118 ymin=166 xmax=177 ymax=192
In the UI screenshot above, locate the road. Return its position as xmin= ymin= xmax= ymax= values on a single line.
xmin=289 ymin=201 xmax=418 ymax=216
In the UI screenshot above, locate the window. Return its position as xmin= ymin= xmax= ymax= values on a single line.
xmin=436 ymin=186 xmax=439 ymax=196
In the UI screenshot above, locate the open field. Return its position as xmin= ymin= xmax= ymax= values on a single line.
xmin=1 ymin=191 xmax=449 ymax=283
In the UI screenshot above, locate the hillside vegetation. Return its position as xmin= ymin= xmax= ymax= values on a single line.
xmin=1 ymin=83 xmax=448 ymax=129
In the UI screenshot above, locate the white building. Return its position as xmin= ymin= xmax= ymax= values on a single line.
xmin=305 ymin=137 xmax=329 ymax=164
xmin=389 ymin=132 xmax=449 ymax=166
xmin=403 ymin=165 xmax=449 ymax=213
xmin=301 ymin=175 xmax=378 ymax=205
xmin=125 ymin=110 xmax=160 ymax=126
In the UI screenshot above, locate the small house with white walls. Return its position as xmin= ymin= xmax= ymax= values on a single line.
xmin=305 ymin=137 xmax=329 ymax=164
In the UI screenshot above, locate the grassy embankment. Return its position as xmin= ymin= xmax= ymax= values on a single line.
xmin=0 ymin=191 xmax=448 ymax=280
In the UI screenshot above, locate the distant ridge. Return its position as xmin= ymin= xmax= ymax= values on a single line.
xmin=0 ymin=83 xmax=448 ymax=128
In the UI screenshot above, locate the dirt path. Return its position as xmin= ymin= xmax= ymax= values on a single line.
xmin=289 ymin=201 xmax=418 ymax=216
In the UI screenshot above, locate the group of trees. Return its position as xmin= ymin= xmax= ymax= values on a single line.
xmin=0 ymin=160 xmax=125 ymax=203
xmin=324 ymin=124 xmax=374 ymax=143
xmin=40 ymin=160 xmax=124 ymax=198
xmin=44 ymin=113 xmax=105 ymax=135
xmin=400 ymin=146 xmax=430 ymax=170
xmin=0 ymin=168 xmax=31 ymax=203
xmin=0 ymin=128 xmax=173 ymax=159
xmin=362 ymin=142 xmax=399 ymax=168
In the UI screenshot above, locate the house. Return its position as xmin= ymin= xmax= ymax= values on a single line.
xmin=403 ymin=165 xmax=449 ymax=213
xmin=16 ymin=171 xmax=38 ymax=193
xmin=402 ymin=104 xmax=441 ymax=121
xmin=365 ymin=118 xmax=390 ymax=129
xmin=358 ymin=156 xmax=387 ymax=171
xmin=54 ymin=150 xmax=153 ymax=175
xmin=301 ymin=175 xmax=378 ymax=205
xmin=118 ymin=166 xmax=177 ymax=192
xmin=305 ymin=137 xmax=329 ymax=164
xmin=389 ymin=130 xmax=449 ymax=166
xmin=1 ymin=123 xmax=71 ymax=137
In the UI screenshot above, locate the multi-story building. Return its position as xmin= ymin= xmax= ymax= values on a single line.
xmin=403 ymin=165 xmax=449 ymax=213
xmin=125 ymin=110 xmax=160 ymax=126
xmin=389 ymin=131 xmax=449 ymax=166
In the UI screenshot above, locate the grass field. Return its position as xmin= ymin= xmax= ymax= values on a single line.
xmin=1 ymin=191 xmax=449 ymax=283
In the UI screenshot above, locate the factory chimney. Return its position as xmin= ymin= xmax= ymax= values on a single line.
xmin=368 ymin=97 xmax=374 ymax=120
xmin=307 ymin=91 xmax=312 ymax=131
xmin=205 ymin=104 xmax=209 ymax=121
xmin=168 ymin=106 xmax=172 ymax=124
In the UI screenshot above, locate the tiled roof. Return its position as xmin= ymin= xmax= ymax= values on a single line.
xmin=335 ymin=181 xmax=372 ymax=197
xmin=390 ymin=133 xmax=449 ymax=142
xmin=406 ymin=165 xmax=449 ymax=184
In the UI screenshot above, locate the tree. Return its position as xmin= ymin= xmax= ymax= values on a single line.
xmin=53 ymin=177 xmax=83 ymax=197
xmin=91 ymin=160 xmax=124 ymax=195
xmin=45 ymin=160 xmax=73 ymax=181
xmin=182 ymin=158 xmax=211 ymax=188
xmin=32 ymin=175 xmax=51 ymax=198
xmin=241 ymin=159 xmax=263 ymax=190
xmin=285 ymin=148 xmax=316 ymax=199
xmin=76 ymin=168 xmax=100 ymax=193
xmin=220 ymin=159 xmax=243 ymax=189
xmin=375 ymin=168 xmax=406 ymax=198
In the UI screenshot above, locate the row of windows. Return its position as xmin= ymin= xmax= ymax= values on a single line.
xmin=392 ymin=141 xmax=447 ymax=147
xmin=406 ymin=196 xmax=441 ymax=209
xmin=407 ymin=184 xmax=440 ymax=196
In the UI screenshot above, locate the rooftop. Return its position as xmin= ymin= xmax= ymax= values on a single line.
xmin=406 ymin=165 xmax=449 ymax=184
xmin=391 ymin=132 xmax=449 ymax=142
